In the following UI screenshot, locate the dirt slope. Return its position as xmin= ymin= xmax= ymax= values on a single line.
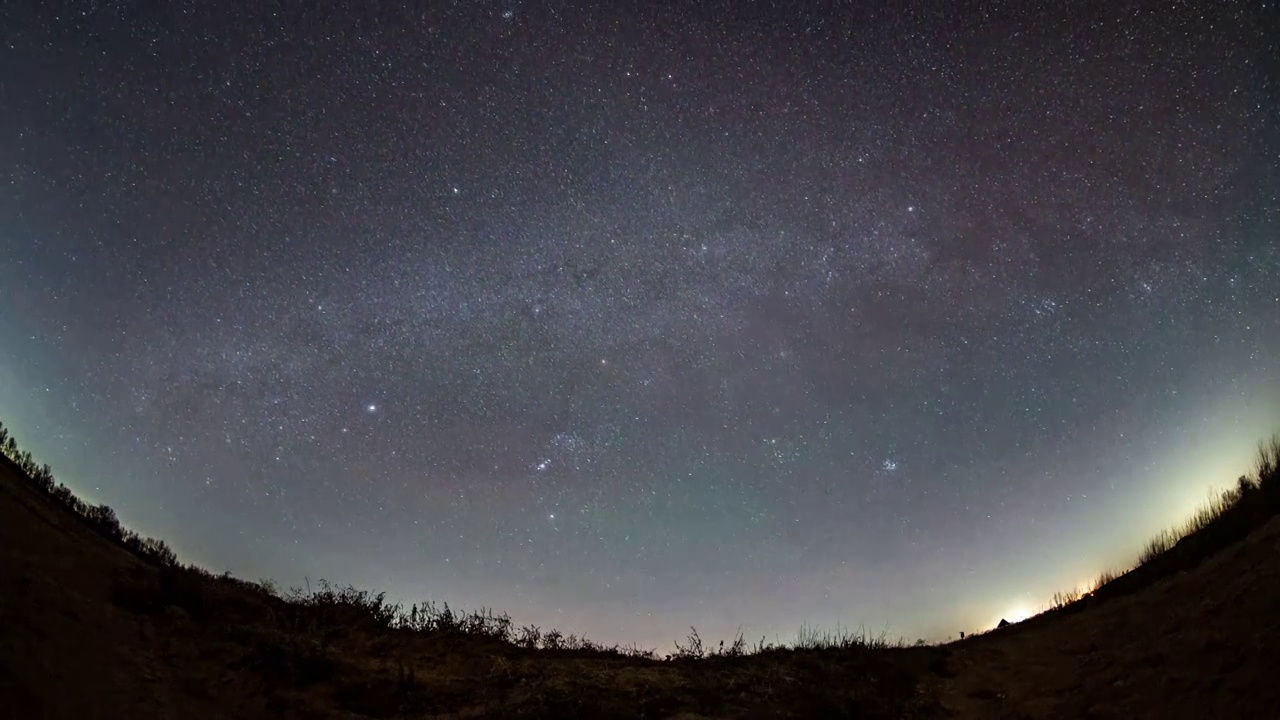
xmin=2 ymin=450 xmax=1279 ymax=719
xmin=938 ymin=512 xmax=1280 ymax=719
xmin=0 ymin=455 xmax=278 ymax=720
xmin=0 ymin=454 xmax=943 ymax=719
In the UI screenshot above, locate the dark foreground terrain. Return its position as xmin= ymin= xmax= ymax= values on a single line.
xmin=2 ymin=450 xmax=1279 ymax=719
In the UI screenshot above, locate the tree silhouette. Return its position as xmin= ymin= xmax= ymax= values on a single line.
xmin=1 ymin=415 xmax=183 ymax=570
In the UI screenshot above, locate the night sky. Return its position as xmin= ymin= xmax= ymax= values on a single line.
xmin=2 ymin=1 xmax=1278 ymax=649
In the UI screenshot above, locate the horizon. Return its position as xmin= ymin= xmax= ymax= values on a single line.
xmin=2 ymin=2 xmax=1278 ymax=652
xmin=2 ymin=414 xmax=1277 ymax=652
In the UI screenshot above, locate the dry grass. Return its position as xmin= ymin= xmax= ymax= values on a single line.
xmin=1090 ymin=567 xmax=1119 ymax=592
xmin=1137 ymin=483 xmax=1243 ymax=565
xmin=793 ymin=624 xmax=898 ymax=651
xmin=5 ymin=416 xmax=1280 ymax=718
xmin=1050 ymin=588 xmax=1082 ymax=610
xmin=1043 ymin=433 xmax=1280 ymax=615
xmin=0 ymin=417 xmax=950 ymax=719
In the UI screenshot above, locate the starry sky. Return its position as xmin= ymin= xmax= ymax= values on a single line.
xmin=2 ymin=1 xmax=1278 ymax=648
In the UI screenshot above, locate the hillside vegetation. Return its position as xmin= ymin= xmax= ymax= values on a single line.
xmin=2 ymin=419 xmax=1279 ymax=718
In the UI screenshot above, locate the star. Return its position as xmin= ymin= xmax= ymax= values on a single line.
xmin=3 ymin=0 xmax=1273 ymax=654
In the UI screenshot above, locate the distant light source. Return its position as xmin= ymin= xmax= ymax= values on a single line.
xmin=1003 ymin=604 xmax=1033 ymax=624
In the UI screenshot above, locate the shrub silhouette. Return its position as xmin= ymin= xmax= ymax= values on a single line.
xmin=1043 ymin=433 xmax=1280 ymax=617
xmin=0 ymin=418 xmax=180 ymax=572
xmin=5 ymin=414 xmax=1280 ymax=665
xmin=86 ymin=504 xmax=124 ymax=541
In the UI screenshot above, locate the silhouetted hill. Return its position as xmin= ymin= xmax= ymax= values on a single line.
xmin=2 ymin=430 xmax=1279 ymax=719
xmin=0 ymin=449 xmax=945 ymax=719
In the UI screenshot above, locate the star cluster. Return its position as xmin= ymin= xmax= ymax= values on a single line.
xmin=2 ymin=1 xmax=1277 ymax=646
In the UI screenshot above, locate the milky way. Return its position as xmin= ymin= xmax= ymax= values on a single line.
xmin=2 ymin=2 xmax=1278 ymax=647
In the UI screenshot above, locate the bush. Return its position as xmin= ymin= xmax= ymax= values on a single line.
xmin=1257 ymin=435 xmax=1280 ymax=487
xmin=86 ymin=504 xmax=125 ymax=541
xmin=1051 ymin=588 xmax=1082 ymax=609
xmin=32 ymin=464 xmax=55 ymax=492
xmin=140 ymin=537 xmax=179 ymax=567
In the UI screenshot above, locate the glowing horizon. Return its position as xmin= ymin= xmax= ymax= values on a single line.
xmin=2 ymin=0 xmax=1277 ymax=651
